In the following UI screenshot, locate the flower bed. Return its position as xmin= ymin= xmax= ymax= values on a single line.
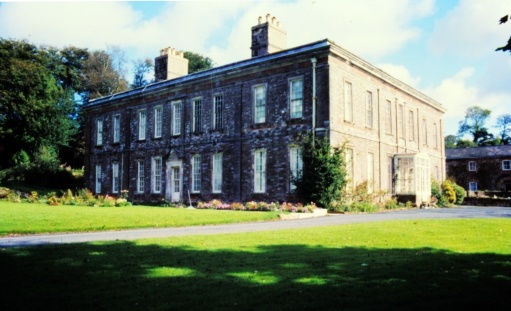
xmin=196 ymin=200 xmax=318 ymax=213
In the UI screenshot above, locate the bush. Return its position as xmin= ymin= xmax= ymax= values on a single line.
xmin=452 ymin=182 xmax=467 ymax=205
xmin=442 ymin=180 xmax=457 ymax=204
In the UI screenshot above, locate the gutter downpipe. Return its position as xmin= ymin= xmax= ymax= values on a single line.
xmin=311 ymin=57 xmax=317 ymax=145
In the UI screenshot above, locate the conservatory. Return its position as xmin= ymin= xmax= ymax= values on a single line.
xmin=394 ymin=153 xmax=431 ymax=207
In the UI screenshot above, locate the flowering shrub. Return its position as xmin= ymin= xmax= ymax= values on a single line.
xmin=193 ymin=200 xmax=317 ymax=213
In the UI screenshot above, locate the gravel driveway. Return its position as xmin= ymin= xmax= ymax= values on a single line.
xmin=1 ymin=206 xmax=509 ymax=248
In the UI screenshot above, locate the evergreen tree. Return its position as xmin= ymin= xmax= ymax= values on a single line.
xmin=294 ymin=134 xmax=347 ymax=208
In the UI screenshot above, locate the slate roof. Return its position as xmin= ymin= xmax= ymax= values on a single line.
xmin=445 ymin=145 xmax=511 ymax=160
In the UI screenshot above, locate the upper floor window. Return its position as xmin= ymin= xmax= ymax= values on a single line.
xmin=289 ymin=147 xmax=303 ymax=191
xmin=344 ymin=81 xmax=353 ymax=122
xmin=290 ymin=78 xmax=303 ymax=119
xmin=193 ymin=98 xmax=202 ymax=133
xmin=503 ymin=160 xmax=511 ymax=171
xmin=398 ymin=104 xmax=404 ymax=139
xmin=385 ymin=100 xmax=392 ymax=134
xmin=421 ymin=118 xmax=428 ymax=145
xmin=468 ymin=161 xmax=476 ymax=171
xmin=408 ymin=110 xmax=415 ymax=141
xmin=433 ymin=123 xmax=438 ymax=148
xmin=192 ymin=154 xmax=201 ymax=193
xmin=212 ymin=153 xmax=222 ymax=193
xmin=96 ymin=119 xmax=103 ymax=146
xmin=113 ymin=114 xmax=120 ymax=143
xmin=172 ymin=101 xmax=182 ymax=135
xmin=154 ymin=106 xmax=162 ymax=138
xmin=366 ymin=91 xmax=373 ymax=129
xmin=254 ymin=149 xmax=266 ymax=193
xmin=138 ymin=110 xmax=146 ymax=140
xmin=112 ymin=162 xmax=119 ymax=193
xmin=254 ymin=85 xmax=266 ymax=124
xmin=213 ymin=94 xmax=223 ymax=130
xmin=152 ymin=157 xmax=162 ymax=193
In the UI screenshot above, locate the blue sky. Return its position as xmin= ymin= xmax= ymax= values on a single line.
xmin=1 ymin=0 xmax=510 ymax=137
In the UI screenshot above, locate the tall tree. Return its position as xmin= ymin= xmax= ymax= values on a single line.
xmin=294 ymin=134 xmax=347 ymax=208
xmin=131 ymin=58 xmax=153 ymax=88
xmin=444 ymin=135 xmax=457 ymax=149
xmin=457 ymin=106 xmax=495 ymax=146
xmin=184 ymin=51 xmax=214 ymax=73
xmin=0 ymin=39 xmax=78 ymax=168
xmin=81 ymin=49 xmax=128 ymax=102
xmin=495 ymin=114 xmax=511 ymax=145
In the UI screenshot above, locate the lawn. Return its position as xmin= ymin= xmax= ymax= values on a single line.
xmin=1 ymin=216 xmax=510 ymax=310
xmin=0 ymin=201 xmax=280 ymax=236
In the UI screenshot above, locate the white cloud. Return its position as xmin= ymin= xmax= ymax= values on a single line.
xmin=429 ymin=0 xmax=510 ymax=58
xmin=0 ymin=0 xmax=437 ymax=65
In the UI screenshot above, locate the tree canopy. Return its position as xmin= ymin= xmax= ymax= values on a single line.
xmin=496 ymin=14 xmax=511 ymax=53
xmin=184 ymin=51 xmax=214 ymax=74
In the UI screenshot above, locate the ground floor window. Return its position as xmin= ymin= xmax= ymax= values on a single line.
xmin=152 ymin=157 xmax=162 ymax=193
xmin=212 ymin=153 xmax=222 ymax=193
xmin=289 ymin=147 xmax=302 ymax=191
xmin=192 ymin=155 xmax=201 ymax=193
xmin=112 ymin=162 xmax=119 ymax=193
xmin=254 ymin=149 xmax=266 ymax=193
xmin=137 ymin=161 xmax=144 ymax=193
xmin=469 ymin=182 xmax=478 ymax=192
xmin=95 ymin=164 xmax=101 ymax=194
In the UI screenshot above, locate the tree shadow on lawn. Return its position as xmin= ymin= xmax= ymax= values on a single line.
xmin=1 ymin=242 xmax=510 ymax=311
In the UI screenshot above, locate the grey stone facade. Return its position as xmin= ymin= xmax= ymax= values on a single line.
xmin=84 ymin=16 xmax=446 ymax=204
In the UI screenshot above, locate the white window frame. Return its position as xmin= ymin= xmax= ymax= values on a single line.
xmin=344 ymin=81 xmax=353 ymax=123
xmin=422 ymin=118 xmax=428 ymax=146
xmin=191 ymin=154 xmax=201 ymax=193
xmin=503 ymin=160 xmax=511 ymax=171
xmin=138 ymin=110 xmax=146 ymax=140
xmin=468 ymin=161 xmax=476 ymax=172
xmin=151 ymin=157 xmax=162 ymax=193
xmin=469 ymin=182 xmax=478 ymax=192
xmin=96 ymin=119 xmax=103 ymax=146
xmin=433 ymin=123 xmax=438 ymax=148
xmin=154 ymin=106 xmax=162 ymax=138
xmin=172 ymin=101 xmax=182 ymax=136
xmin=95 ymin=164 xmax=101 ymax=194
xmin=289 ymin=78 xmax=303 ymax=119
xmin=254 ymin=149 xmax=266 ymax=193
xmin=112 ymin=162 xmax=119 ymax=193
xmin=137 ymin=160 xmax=144 ymax=193
xmin=289 ymin=146 xmax=303 ymax=191
xmin=113 ymin=114 xmax=120 ymax=143
xmin=213 ymin=94 xmax=223 ymax=130
xmin=366 ymin=91 xmax=373 ymax=129
xmin=193 ymin=98 xmax=202 ymax=133
xmin=385 ymin=100 xmax=392 ymax=134
xmin=254 ymin=85 xmax=266 ymax=124
xmin=408 ymin=110 xmax=414 ymax=141
xmin=398 ymin=104 xmax=404 ymax=139
xmin=212 ymin=153 xmax=222 ymax=193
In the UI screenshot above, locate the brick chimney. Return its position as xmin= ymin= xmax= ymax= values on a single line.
xmin=251 ymin=14 xmax=287 ymax=58
xmin=154 ymin=47 xmax=189 ymax=82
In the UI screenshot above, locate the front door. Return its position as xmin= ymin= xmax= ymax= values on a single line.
xmin=166 ymin=160 xmax=182 ymax=202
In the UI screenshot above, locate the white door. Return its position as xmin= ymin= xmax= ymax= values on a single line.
xmin=166 ymin=160 xmax=182 ymax=202
xmin=171 ymin=166 xmax=181 ymax=202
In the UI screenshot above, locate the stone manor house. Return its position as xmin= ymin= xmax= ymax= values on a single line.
xmin=84 ymin=15 xmax=446 ymax=205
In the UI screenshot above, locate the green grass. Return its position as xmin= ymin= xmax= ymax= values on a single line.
xmin=1 ymin=218 xmax=510 ymax=310
xmin=0 ymin=201 xmax=280 ymax=236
